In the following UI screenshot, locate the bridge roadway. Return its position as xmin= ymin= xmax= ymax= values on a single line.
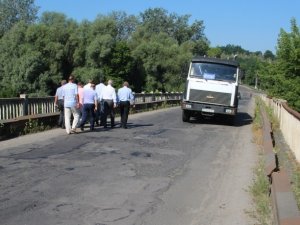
xmin=0 ymin=86 xmax=257 ymax=225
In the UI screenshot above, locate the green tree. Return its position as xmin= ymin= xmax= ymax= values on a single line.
xmin=271 ymin=18 xmax=300 ymax=111
xmin=105 ymin=41 xmax=135 ymax=88
xmin=107 ymin=11 xmax=139 ymax=41
xmin=220 ymin=44 xmax=250 ymax=55
xmin=0 ymin=7 xmax=212 ymax=97
xmin=263 ymin=50 xmax=275 ymax=60
xmin=0 ymin=0 xmax=38 ymax=36
xmin=207 ymin=47 xmax=222 ymax=58
xmin=257 ymin=18 xmax=300 ymax=111
xmin=0 ymin=21 xmax=29 ymax=96
xmin=132 ymin=32 xmax=185 ymax=92
xmin=239 ymin=56 xmax=262 ymax=86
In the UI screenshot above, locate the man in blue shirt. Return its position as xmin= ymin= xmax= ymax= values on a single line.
xmin=62 ymin=75 xmax=80 ymax=134
xmin=54 ymin=79 xmax=66 ymax=128
xmin=77 ymin=82 xmax=98 ymax=131
xmin=117 ymin=81 xmax=134 ymax=129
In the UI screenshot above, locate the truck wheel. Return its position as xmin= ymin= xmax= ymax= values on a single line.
xmin=182 ymin=110 xmax=190 ymax=122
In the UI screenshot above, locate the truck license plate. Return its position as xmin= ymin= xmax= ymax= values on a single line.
xmin=202 ymin=108 xmax=214 ymax=113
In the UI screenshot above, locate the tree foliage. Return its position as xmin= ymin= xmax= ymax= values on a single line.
xmin=266 ymin=18 xmax=300 ymax=111
xmin=0 ymin=6 xmax=208 ymax=96
xmin=238 ymin=18 xmax=300 ymax=112
xmin=0 ymin=3 xmax=298 ymax=112
xmin=0 ymin=0 xmax=38 ymax=37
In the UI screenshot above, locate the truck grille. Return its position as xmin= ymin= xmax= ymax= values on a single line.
xmin=189 ymin=89 xmax=231 ymax=105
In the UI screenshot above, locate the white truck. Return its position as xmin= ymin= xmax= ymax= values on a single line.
xmin=181 ymin=56 xmax=240 ymax=124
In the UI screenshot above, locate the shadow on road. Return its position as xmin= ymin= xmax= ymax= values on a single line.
xmin=188 ymin=112 xmax=253 ymax=127
xmin=80 ymin=122 xmax=154 ymax=132
xmin=121 ymin=123 xmax=154 ymax=129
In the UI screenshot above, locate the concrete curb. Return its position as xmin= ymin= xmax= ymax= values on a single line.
xmin=260 ymin=103 xmax=300 ymax=225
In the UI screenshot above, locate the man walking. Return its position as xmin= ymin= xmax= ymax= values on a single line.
xmin=54 ymin=79 xmax=66 ymax=128
xmin=77 ymin=81 xmax=84 ymax=126
xmin=95 ymin=78 xmax=105 ymax=126
xmin=77 ymin=82 xmax=98 ymax=131
xmin=117 ymin=81 xmax=135 ymax=129
xmin=99 ymin=79 xmax=117 ymax=128
xmin=62 ymin=75 xmax=80 ymax=134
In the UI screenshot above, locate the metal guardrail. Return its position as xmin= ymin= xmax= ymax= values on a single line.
xmin=0 ymin=93 xmax=182 ymax=121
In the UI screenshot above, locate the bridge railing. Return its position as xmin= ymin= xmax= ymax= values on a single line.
xmin=0 ymin=93 xmax=182 ymax=121
xmin=260 ymin=94 xmax=300 ymax=162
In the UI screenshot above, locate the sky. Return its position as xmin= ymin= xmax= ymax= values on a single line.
xmin=35 ymin=0 xmax=300 ymax=53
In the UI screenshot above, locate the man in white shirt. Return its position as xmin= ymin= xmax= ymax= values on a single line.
xmin=95 ymin=78 xmax=105 ymax=126
xmin=99 ymin=79 xmax=117 ymax=128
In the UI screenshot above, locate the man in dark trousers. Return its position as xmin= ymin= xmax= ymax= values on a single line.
xmin=54 ymin=79 xmax=66 ymax=128
xmin=117 ymin=81 xmax=135 ymax=129
xmin=95 ymin=78 xmax=106 ymax=126
xmin=99 ymin=79 xmax=117 ymax=128
xmin=77 ymin=82 xmax=98 ymax=131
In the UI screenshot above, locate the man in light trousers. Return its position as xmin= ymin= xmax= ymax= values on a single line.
xmin=62 ymin=75 xmax=80 ymax=134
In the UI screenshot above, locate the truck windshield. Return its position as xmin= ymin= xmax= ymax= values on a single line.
xmin=190 ymin=62 xmax=237 ymax=82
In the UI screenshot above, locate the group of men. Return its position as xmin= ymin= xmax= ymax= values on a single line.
xmin=54 ymin=75 xmax=135 ymax=135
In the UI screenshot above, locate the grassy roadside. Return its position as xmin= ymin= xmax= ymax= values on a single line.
xmin=247 ymin=98 xmax=273 ymax=224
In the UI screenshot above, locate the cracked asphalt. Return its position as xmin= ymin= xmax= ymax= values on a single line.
xmin=0 ymin=86 xmax=257 ymax=225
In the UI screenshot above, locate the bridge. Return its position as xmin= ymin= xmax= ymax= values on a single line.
xmin=0 ymin=92 xmax=182 ymax=140
xmin=0 ymin=86 xmax=299 ymax=224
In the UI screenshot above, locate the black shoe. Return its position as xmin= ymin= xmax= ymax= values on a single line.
xmin=80 ymin=126 xmax=84 ymax=131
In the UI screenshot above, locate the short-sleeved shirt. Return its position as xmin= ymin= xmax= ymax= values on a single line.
xmin=55 ymin=86 xmax=64 ymax=100
xmin=82 ymin=88 xmax=97 ymax=104
xmin=62 ymin=82 xmax=78 ymax=108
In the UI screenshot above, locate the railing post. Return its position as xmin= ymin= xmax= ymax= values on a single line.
xmin=20 ymin=94 xmax=28 ymax=116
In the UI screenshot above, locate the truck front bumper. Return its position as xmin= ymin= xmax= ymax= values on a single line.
xmin=181 ymin=101 xmax=237 ymax=116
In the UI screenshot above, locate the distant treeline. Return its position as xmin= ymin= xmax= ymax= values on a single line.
xmin=0 ymin=1 xmax=298 ymax=111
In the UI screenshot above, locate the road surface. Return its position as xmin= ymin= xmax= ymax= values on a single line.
xmin=0 ymin=86 xmax=257 ymax=225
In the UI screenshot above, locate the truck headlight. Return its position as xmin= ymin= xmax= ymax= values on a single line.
xmin=225 ymin=109 xmax=233 ymax=114
xmin=182 ymin=103 xmax=192 ymax=109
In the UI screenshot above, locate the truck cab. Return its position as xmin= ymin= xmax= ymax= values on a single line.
xmin=181 ymin=56 xmax=240 ymax=124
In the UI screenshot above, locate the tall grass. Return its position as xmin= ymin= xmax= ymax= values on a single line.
xmin=248 ymin=97 xmax=273 ymax=224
